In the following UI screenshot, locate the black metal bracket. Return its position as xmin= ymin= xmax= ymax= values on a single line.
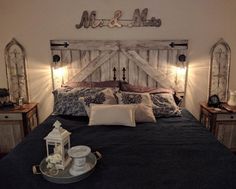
xmin=113 ymin=67 xmax=117 ymax=81
xmin=122 ymin=67 xmax=126 ymax=81
xmin=51 ymin=42 xmax=69 ymax=48
xmin=169 ymin=42 xmax=188 ymax=48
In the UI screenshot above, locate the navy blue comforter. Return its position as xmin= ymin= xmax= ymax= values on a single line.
xmin=0 ymin=109 xmax=236 ymax=189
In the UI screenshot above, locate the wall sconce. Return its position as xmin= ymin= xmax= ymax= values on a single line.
xmin=53 ymin=54 xmax=61 ymax=68
xmin=178 ymin=54 xmax=186 ymax=67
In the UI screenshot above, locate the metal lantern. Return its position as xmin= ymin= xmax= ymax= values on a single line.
xmin=44 ymin=120 xmax=71 ymax=170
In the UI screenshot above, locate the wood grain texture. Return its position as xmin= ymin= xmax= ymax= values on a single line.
xmin=70 ymin=51 xmax=117 ymax=82
xmin=50 ymin=40 xmax=188 ymax=94
xmin=122 ymin=50 xmax=173 ymax=88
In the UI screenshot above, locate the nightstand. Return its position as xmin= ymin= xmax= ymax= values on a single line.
xmin=200 ymin=102 xmax=236 ymax=152
xmin=0 ymin=103 xmax=38 ymax=154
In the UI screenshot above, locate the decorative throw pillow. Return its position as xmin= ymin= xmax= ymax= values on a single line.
xmin=120 ymin=83 xmax=174 ymax=94
xmin=62 ymin=80 xmax=120 ymax=89
xmin=88 ymin=104 xmax=136 ymax=127
xmin=52 ymin=87 xmax=107 ymax=116
xmin=116 ymin=91 xmax=152 ymax=106
xmin=135 ymin=104 xmax=156 ymax=123
xmin=151 ymin=93 xmax=181 ymax=117
xmin=80 ymin=88 xmax=117 ymax=116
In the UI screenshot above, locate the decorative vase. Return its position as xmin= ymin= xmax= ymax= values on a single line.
xmin=228 ymin=90 xmax=236 ymax=106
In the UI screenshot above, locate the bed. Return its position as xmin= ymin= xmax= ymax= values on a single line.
xmin=1 ymin=40 xmax=236 ymax=188
xmin=1 ymin=109 xmax=236 ymax=189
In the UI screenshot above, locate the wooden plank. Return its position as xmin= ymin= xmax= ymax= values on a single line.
xmin=80 ymin=50 xmax=90 ymax=82
xmin=51 ymin=50 xmax=63 ymax=89
xmin=138 ymin=50 xmax=148 ymax=86
xmin=119 ymin=52 xmax=129 ymax=81
xmin=61 ymin=50 xmax=72 ymax=82
xmin=109 ymin=52 xmax=119 ymax=81
xmin=167 ymin=49 xmax=178 ymax=89
xmin=122 ymin=50 xmax=173 ymax=88
xmin=51 ymin=40 xmax=119 ymax=51
xmin=148 ymin=50 xmax=158 ymax=87
xmin=91 ymin=51 xmax=101 ymax=82
xmin=128 ymin=51 xmax=138 ymax=85
xmin=176 ymin=49 xmax=187 ymax=92
xmin=50 ymin=40 xmax=188 ymax=51
xmin=71 ymin=50 xmax=81 ymax=78
xmin=158 ymin=50 xmax=168 ymax=87
xmin=70 ymin=51 xmax=117 ymax=82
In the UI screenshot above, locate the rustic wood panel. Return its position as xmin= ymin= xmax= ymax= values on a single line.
xmin=71 ymin=50 xmax=81 ymax=76
xmin=119 ymin=52 xmax=129 ymax=81
xmin=138 ymin=50 xmax=148 ymax=86
xmin=50 ymin=40 xmax=188 ymax=51
xmin=148 ymin=50 xmax=158 ymax=87
xmin=5 ymin=38 xmax=29 ymax=103
xmin=209 ymin=39 xmax=231 ymax=102
xmin=70 ymin=51 xmax=117 ymax=82
xmin=122 ymin=50 xmax=173 ymax=88
xmin=109 ymin=53 xmax=119 ymax=81
xmin=50 ymin=40 xmax=188 ymax=95
xmin=90 ymin=51 xmax=101 ymax=82
xmin=52 ymin=50 xmax=62 ymax=89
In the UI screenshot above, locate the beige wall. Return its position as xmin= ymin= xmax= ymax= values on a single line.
xmin=0 ymin=0 xmax=236 ymax=122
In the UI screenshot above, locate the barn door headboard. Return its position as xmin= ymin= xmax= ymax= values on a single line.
xmin=50 ymin=40 xmax=188 ymax=95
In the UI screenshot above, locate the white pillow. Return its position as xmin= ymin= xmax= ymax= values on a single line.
xmin=89 ymin=104 xmax=136 ymax=127
xmin=135 ymin=104 xmax=156 ymax=123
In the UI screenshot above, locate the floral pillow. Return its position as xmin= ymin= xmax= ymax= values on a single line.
xmin=116 ymin=91 xmax=153 ymax=106
xmin=80 ymin=88 xmax=117 ymax=116
xmin=151 ymin=93 xmax=181 ymax=117
xmin=52 ymin=87 xmax=106 ymax=116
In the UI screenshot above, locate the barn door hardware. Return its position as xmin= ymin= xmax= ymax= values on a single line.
xmin=51 ymin=42 xmax=69 ymax=48
xmin=169 ymin=42 xmax=188 ymax=48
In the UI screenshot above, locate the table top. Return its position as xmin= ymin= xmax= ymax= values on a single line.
xmin=0 ymin=103 xmax=37 ymax=113
xmin=200 ymin=102 xmax=236 ymax=114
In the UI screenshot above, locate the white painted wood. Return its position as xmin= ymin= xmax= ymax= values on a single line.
xmin=138 ymin=50 xmax=148 ymax=86
xmin=167 ymin=49 xmax=177 ymax=88
xmin=70 ymin=51 xmax=117 ymax=82
xmin=128 ymin=52 xmax=138 ymax=85
xmin=90 ymin=51 xmax=101 ymax=81
xmin=71 ymin=50 xmax=81 ymax=77
xmin=51 ymin=40 xmax=188 ymax=51
xmin=109 ymin=52 xmax=119 ymax=80
xmin=51 ymin=40 xmax=119 ymax=51
xmin=52 ymin=50 xmax=63 ymax=89
xmin=50 ymin=40 xmax=188 ymax=95
xmin=158 ymin=50 xmax=168 ymax=87
xmin=122 ymin=50 xmax=173 ymax=88
xmin=119 ymin=52 xmax=129 ymax=81
xmin=148 ymin=50 xmax=158 ymax=87
xmin=209 ymin=39 xmax=231 ymax=102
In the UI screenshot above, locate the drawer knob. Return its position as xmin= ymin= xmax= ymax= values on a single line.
xmin=4 ymin=115 xmax=8 ymax=119
xmin=230 ymin=116 xmax=234 ymax=119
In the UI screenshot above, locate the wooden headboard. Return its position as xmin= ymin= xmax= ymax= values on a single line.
xmin=50 ymin=40 xmax=188 ymax=95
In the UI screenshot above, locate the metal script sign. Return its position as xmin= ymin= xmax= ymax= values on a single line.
xmin=75 ymin=8 xmax=161 ymax=29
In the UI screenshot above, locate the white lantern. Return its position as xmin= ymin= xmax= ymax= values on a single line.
xmin=44 ymin=120 xmax=71 ymax=170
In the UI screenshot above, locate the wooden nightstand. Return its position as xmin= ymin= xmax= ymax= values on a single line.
xmin=200 ymin=102 xmax=236 ymax=151
xmin=0 ymin=103 xmax=38 ymax=154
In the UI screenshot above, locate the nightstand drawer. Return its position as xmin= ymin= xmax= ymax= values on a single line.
xmin=216 ymin=113 xmax=236 ymax=121
xmin=0 ymin=113 xmax=22 ymax=121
